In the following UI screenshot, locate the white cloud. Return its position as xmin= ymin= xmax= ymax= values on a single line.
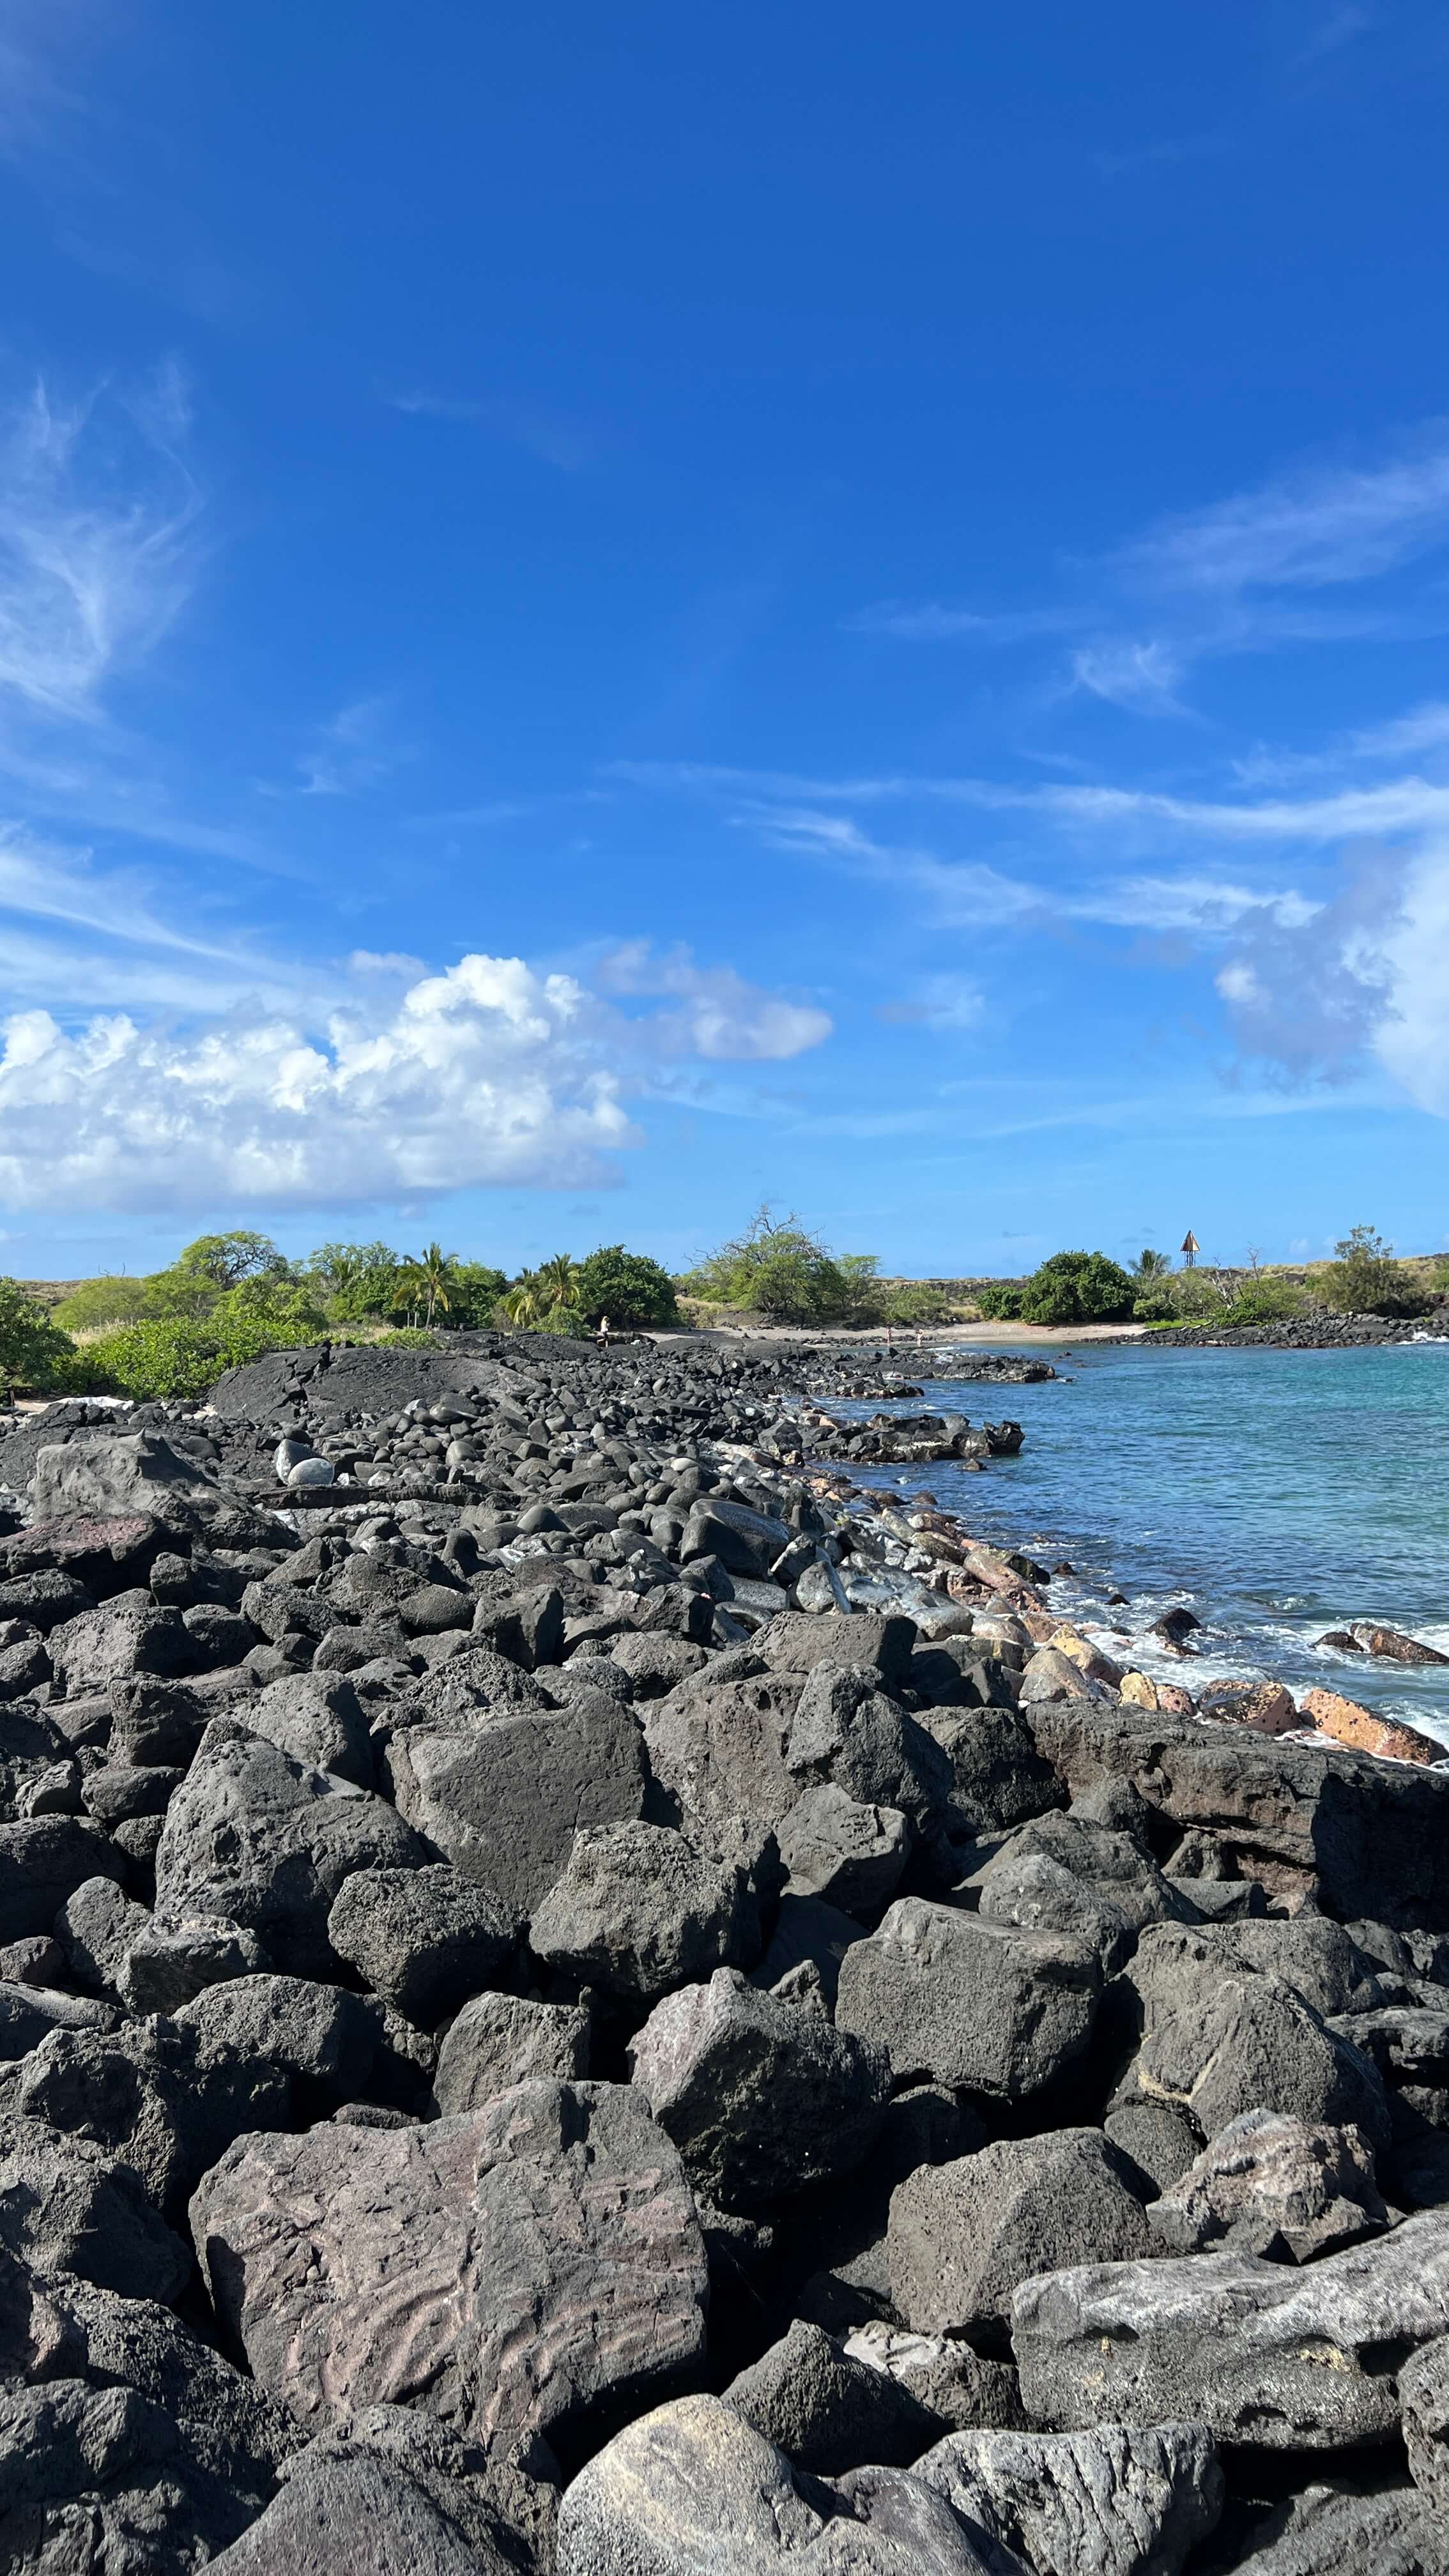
xmin=1122 ymin=436 xmax=1449 ymax=597
xmin=294 ymin=694 xmax=411 ymax=799
xmin=876 ymin=974 xmax=984 ymax=1031
xmin=0 ymin=367 xmax=200 ymax=721
xmin=0 ymin=941 xmax=835 ymax=1212
xmin=1069 ymin=637 xmax=1186 ymax=715
xmin=846 ymin=602 xmax=1081 ymax=644
xmin=593 ymin=939 xmax=832 ymax=1060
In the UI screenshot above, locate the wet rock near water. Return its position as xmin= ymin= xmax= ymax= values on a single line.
xmin=0 ymin=1338 xmax=1446 ymax=2569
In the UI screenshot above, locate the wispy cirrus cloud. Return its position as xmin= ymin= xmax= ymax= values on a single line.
xmin=291 ymin=694 xmax=413 ymax=799
xmin=0 ymin=365 xmax=201 ymax=723
xmin=386 ymin=388 xmax=590 ymax=471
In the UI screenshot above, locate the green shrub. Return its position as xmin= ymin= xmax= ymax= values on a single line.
xmin=686 ymin=1209 xmax=881 ymax=1325
xmin=537 ymin=1305 xmax=590 ymax=1338
xmin=85 ymin=1314 xmax=319 ymax=1400
xmin=975 ymin=1280 xmax=1025 ymax=1321
xmin=1018 ymin=1252 xmax=1136 ymax=1326
xmin=1312 ymin=1226 xmax=1428 ymax=1317
xmin=883 ymin=1281 xmax=952 ymax=1326
xmin=0 ymin=1280 xmax=80 ymax=1394
xmin=52 ymin=1276 xmax=153 ymax=1332
xmin=1220 ymin=1280 xmax=1308 ymax=1327
xmin=573 ymin=1246 xmax=679 ymax=1328
xmin=373 ymin=1328 xmax=440 ymax=1350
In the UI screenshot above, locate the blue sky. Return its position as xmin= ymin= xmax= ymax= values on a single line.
xmin=2 ymin=0 xmax=1449 ymax=1281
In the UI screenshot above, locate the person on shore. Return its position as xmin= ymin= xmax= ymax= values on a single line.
xmin=596 ymin=1314 xmax=611 ymax=1349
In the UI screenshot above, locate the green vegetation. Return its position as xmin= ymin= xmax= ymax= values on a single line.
xmin=979 ymin=1250 xmax=1137 ymax=1327
xmin=684 ymin=1208 xmax=885 ymax=1325
xmin=1312 ymin=1225 xmax=1427 ymax=1317
xmin=0 ymin=1280 xmax=79 ymax=1396
xmin=573 ymin=1245 xmax=680 ymax=1328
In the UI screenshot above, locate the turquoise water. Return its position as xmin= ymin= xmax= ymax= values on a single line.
xmin=839 ymin=1339 xmax=1449 ymax=1749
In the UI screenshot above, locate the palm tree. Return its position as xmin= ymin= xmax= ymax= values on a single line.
xmin=502 ymin=1271 xmax=544 ymax=1328
xmin=1131 ymin=1248 xmax=1172 ymax=1279
xmin=395 ymin=1242 xmax=459 ymax=1327
xmin=537 ymin=1253 xmax=581 ymax=1314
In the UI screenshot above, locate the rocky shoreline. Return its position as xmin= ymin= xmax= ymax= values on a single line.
xmin=1135 ymin=1315 xmax=1448 ymax=1351
xmin=0 ymin=1335 xmax=1447 ymax=2571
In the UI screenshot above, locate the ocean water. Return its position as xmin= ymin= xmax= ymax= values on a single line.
xmin=834 ymin=1338 xmax=1449 ymax=1749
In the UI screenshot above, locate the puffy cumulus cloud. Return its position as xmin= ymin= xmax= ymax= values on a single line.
xmin=0 ymin=944 xmax=834 ymax=1213
xmin=1209 ymin=845 xmax=1410 ymax=1090
xmin=593 ymin=940 xmax=832 ymax=1061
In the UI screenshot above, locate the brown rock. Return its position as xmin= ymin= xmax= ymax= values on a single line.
xmin=1300 ymin=1689 xmax=1439 ymax=1767
xmin=1199 ymin=1680 xmax=1299 ymax=1736
xmin=1350 ymin=1624 xmax=1449 ymax=1669
xmin=190 ymin=2080 xmax=708 ymax=2446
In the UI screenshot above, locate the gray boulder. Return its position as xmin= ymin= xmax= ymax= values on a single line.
xmin=778 ymin=1783 xmax=910 ymax=1915
xmin=1103 ymin=2102 xmax=1202 ymax=2195
xmin=1012 ymin=2206 xmax=1449 ymax=2449
xmin=1148 ymin=2110 xmax=1388 ymax=2261
xmin=975 ymin=1850 xmax=1138 ymax=1975
xmin=177 ymin=1972 xmax=381 ymax=2097
xmin=154 ymin=1719 xmax=427 ymax=1979
xmin=786 ymin=1665 xmax=953 ymax=1832
xmin=643 ymin=1674 xmax=802 ymax=1835
xmin=48 ymin=1588 xmax=195 ymax=1694
xmin=0 ymin=1977 xmax=117 ymax=2060
xmin=204 ymin=2431 xmax=527 ymax=2575
xmin=0 ymin=2115 xmax=191 ymax=2302
xmin=724 ymin=2319 xmax=941 ymax=2471
xmin=1400 ymin=2331 xmax=1449 ymax=2513
xmin=761 ymin=1609 xmax=917 ymax=1690
xmin=118 ymin=1911 xmax=271 ymax=2014
xmin=54 ymin=1873 xmax=150 ymax=1997
xmin=190 ymin=2080 xmax=708 ymax=2446
xmin=31 ymin=1429 xmax=277 ymax=1547
xmin=1208 ymin=2476 xmax=1449 ymax=2576
xmin=924 ymin=1705 xmax=1066 ymax=1836
xmin=555 ymin=2393 xmax=1002 ymax=2575
xmin=383 ymin=1697 xmax=647 ymax=1920
xmin=629 ymin=1966 xmax=891 ymax=2212
xmin=1131 ymin=1970 xmax=1390 ymax=2150
xmin=0 ymin=2247 xmax=301 ymax=2575
xmin=0 ymin=1819 xmax=125 ymax=1942
xmin=328 ymin=1863 xmax=515 ymax=2022
xmin=433 ymin=1991 xmax=590 ymax=2114
xmin=834 ymin=1899 xmax=1100 ymax=2096
xmin=889 ymin=2130 xmax=1158 ymax=2343
xmin=530 ymin=1820 xmax=763 ymax=2002
xmin=843 ymin=2323 xmax=1027 ymax=2434
xmin=913 ymin=2422 xmax=1222 ymax=2576
xmin=240 ymin=1670 xmax=374 ymax=1786
xmin=16 ymin=2015 xmax=291 ymax=2216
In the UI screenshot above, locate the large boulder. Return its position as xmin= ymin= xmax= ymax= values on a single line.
xmin=176 ymin=1972 xmax=381 ymax=2102
xmin=204 ymin=2407 xmax=551 ymax=2576
xmin=433 ymin=1991 xmax=591 ymax=2115
xmin=723 ymin=2319 xmax=942 ymax=2472
xmin=153 ymin=1719 xmax=428 ymax=1980
xmin=0 ymin=2117 xmax=192 ymax=2303
xmin=530 ymin=1820 xmax=764 ymax=2002
xmin=889 ymin=2131 xmax=1158 ymax=2343
xmin=1401 ymin=2331 xmax=1449 ymax=2512
xmin=913 ymin=2423 xmax=1222 ymax=2576
xmin=30 ymin=1430 xmax=278 ymax=1549
xmin=834 ymin=1899 xmax=1100 ymax=2096
xmin=239 ymin=1671 xmax=374 ymax=1787
xmin=785 ymin=1665 xmax=953 ymax=1833
xmin=0 ymin=2248 xmax=301 ymax=2575
xmin=555 ymin=2393 xmax=1000 ymax=2575
xmin=0 ymin=1819 xmax=126 ymax=1943
xmin=1147 ymin=2110 xmax=1388 ymax=2262
xmin=190 ymin=2080 xmax=708 ymax=2446
xmin=17 ymin=2014 xmax=291 ymax=2216
xmin=778 ymin=1784 xmax=910 ymax=1915
xmin=629 ymin=1966 xmax=891 ymax=2211
xmin=327 ymin=1863 xmax=514 ymax=2022
xmin=1129 ymin=1969 xmax=1390 ymax=2150
xmin=643 ymin=1675 xmax=802 ymax=1836
xmin=382 ymin=1698 xmax=648 ymax=1920
xmin=1012 ymin=2207 xmax=1449 ymax=2449
xmin=1021 ymin=1696 xmax=1449 ymax=1929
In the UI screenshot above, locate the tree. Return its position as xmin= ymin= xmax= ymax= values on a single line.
xmin=394 ymin=1243 xmax=460 ymax=1327
xmin=1018 ymin=1251 xmax=1137 ymax=1326
xmin=448 ymin=1261 xmax=510 ymax=1327
xmin=501 ymin=1271 xmax=544 ymax=1329
xmin=536 ymin=1254 xmax=581 ymax=1313
xmin=1314 ymin=1225 xmax=1423 ymax=1317
xmin=0 ymin=1280 xmax=74 ymax=1394
xmin=686 ymin=1206 xmax=875 ymax=1325
xmin=52 ymin=1276 xmax=153 ymax=1332
xmin=574 ymin=1246 xmax=679 ymax=1328
xmin=1131 ymin=1249 xmax=1172 ymax=1279
xmin=175 ymin=1232 xmax=286 ymax=1289
xmin=306 ymin=1241 xmax=401 ymax=1316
